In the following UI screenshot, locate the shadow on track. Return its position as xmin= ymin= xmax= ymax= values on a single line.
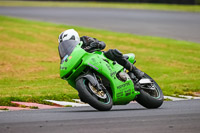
xmin=52 ymin=107 xmax=162 ymax=113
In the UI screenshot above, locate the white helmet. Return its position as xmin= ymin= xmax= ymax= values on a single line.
xmin=58 ymin=29 xmax=80 ymax=43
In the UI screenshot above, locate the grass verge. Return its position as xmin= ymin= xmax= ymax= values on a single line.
xmin=0 ymin=1 xmax=200 ymax=12
xmin=0 ymin=15 xmax=200 ymax=105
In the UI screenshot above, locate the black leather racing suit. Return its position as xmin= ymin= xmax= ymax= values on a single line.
xmin=80 ymin=36 xmax=106 ymax=52
xmin=80 ymin=36 xmax=144 ymax=79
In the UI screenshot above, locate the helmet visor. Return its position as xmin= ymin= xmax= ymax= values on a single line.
xmin=58 ymin=40 xmax=79 ymax=60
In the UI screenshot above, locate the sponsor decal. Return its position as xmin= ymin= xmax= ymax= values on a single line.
xmin=116 ymin=91 xmax=123 ymax=98
xmin=91 ymin=58 xmax=96 ymax=63
xmin=125 ymin=92 xmax=131 ymax=96
xmin=60 ymin=66 xmax=67 ymax=70
xmin=63 ymin=55 xmax=68 ymax=60
xmin=106 ymin=63 xmax=116 ymax=77
xmin=117 ymin=82 xmax=130 ymax=89
xmin=61 ymin=55 xmax=68 ymax=64
xmin=110 ymin=71 xmax=117 ymax=77
xmin=125 ymin=89 xmax=131 ymax=96
xmin=68 ymin=56 xmax=72 ymax=60
xmin=106 ymin=63 xmax=112 ymax=72
xmin=88 ymin=63 xmax=99 ymax=70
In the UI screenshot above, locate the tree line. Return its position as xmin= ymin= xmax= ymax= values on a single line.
xmin=51 ymin=0 xmax=199 ymax=5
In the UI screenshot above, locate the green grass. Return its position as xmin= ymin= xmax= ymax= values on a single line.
xmin=0 ymin=15 xmax=200 ymax=106
xmin=29 ymin=106 xmax=39 ymax=109
xmin=0 ymin=1 xmax=200 ymax=12
xmin=0 ymin=108 xmax=8 ymax=110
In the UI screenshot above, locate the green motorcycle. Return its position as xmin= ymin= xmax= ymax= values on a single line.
xmin=59 ymin=40 xmax=163 ymax=111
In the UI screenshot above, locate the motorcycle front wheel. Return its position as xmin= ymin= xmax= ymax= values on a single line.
xmin=136 ymin=73 xmax=164 ymax=109
xmin=76 ymin=78 xmax=113 ymax=111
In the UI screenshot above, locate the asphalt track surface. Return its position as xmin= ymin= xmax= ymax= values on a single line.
xmin=0 ymin=100 xmax=200 ymax=133
xmin=0 ymin=7 xmax=200 ymax=43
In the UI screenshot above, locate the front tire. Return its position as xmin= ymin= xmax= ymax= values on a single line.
xmin=136 ymin=73 xmax=164 ymax=109
xmin=76 ymin=78 xmax=113 ymax=111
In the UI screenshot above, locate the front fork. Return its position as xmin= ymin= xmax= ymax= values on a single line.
xmin=76 ymin=71 xmax=104 ymax=92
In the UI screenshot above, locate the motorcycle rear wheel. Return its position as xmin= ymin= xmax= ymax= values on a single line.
xmin=136 ymin=73 xmax=164 ymax=109
xmin=76 ymin=78 xmax=113 ymax=111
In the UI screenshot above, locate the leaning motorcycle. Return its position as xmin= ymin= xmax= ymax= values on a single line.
xmin=59 ymin=40 xmax=164 ymax=111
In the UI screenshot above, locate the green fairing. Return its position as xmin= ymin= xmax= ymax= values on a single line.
xmin=60 ymin=41 xmax=140 ymax=105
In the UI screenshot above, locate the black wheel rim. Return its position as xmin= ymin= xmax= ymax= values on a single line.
xmin=83 ymin=79 xmax=111 ymax=104
xmin=142 ymin=74 xmax=161 ymax=98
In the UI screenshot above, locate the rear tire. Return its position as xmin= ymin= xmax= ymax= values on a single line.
xmin=76 ymin=78 xmax=113 ymax=111
xmin=136 ymin=73 xmax=164 ymax=109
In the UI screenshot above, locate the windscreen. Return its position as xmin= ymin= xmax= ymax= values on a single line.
xmin=58 ymin=40 xmax=79 ymax=59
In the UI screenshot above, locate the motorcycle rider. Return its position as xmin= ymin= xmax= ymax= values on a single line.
xmin=58 ymin=29 xmax=144 ymax=79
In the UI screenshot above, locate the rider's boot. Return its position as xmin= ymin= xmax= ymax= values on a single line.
xmin=124 ymin=61 xmax=144 ymax=80
xmin=104 ymin=49 xmax=144 ymax=80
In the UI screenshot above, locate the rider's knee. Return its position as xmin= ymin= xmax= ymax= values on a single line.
xmin=104 ymin=49 xmax=123 ymax=61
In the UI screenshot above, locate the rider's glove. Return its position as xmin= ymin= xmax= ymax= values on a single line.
xmin=90 ymin=42 xmax=99 ymax=48
xmin=84 ymin=42 xmax=106 ymax=52
xmin=81 ymin=36 xmax=96 ymax=46
xmin=84 ymin=42 xmax=98 ymax=51
xmin=91 ymin=41 xmax=106 ymax=50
